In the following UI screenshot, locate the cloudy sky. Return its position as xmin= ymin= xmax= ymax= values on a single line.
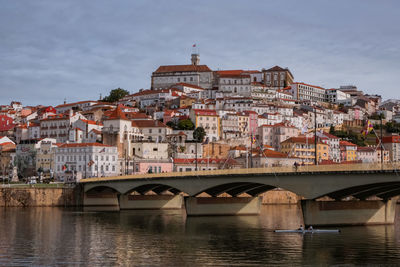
xmin=1 ymin=0 xmax=399 ymax=106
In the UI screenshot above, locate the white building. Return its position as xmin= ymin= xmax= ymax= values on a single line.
xmin=151 ymin=54 xmax=213 ymax=90
xmin=55 ymin=143 xmax=118 ymax=181
xmin=290 ymin=82 xmax=326 ymax=103
xmin=325 ymin=89 xmax=352 ymax=105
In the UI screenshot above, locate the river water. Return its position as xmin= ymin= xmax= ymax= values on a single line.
xmin=1 ymin=205 xmax=400 ymax=266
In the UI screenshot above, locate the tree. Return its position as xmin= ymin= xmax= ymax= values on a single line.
xmin=166 ymin=121 xmax=178 ymax=130
xmin=193 ymin=127 xmax=206 ymax=143
xmin=329 ymin=125 xmax=335 ymax=134
xmin=178 ymin=119 xmax=195 ymax=130
xmin=102 ymin=88 xmax=129 ymax=103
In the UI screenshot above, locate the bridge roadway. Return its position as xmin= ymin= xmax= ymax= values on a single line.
xmin=80 ymin=163 xmax=400 ymax=225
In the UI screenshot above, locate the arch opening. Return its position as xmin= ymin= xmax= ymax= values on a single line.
xmin=124 ymin=183 xmax=184 ymax=196
xmin=317 ymin=182 xmax=400 ymax=201
xmin=194 ymin=182 xmax=279 ymax=197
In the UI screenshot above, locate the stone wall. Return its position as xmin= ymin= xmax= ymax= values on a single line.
xmin=260 ymin=189 xmax=302 ymax=204
xmin=0 ymin=186 xmax=83 ymax=207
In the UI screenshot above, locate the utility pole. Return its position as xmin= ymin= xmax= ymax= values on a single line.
xmin=314 ymin=107 xmax=318 ymax=165
xmin=195 ymin=141 xmax=198 ymax=171
xmin=380 ymin=115 xmax=384 ymax=170
xmin=250 ymin=133 xmax=253 ymax=168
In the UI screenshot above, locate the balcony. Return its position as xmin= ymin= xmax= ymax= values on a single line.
xmin=41 ymin=127 xmax=48 ymax=130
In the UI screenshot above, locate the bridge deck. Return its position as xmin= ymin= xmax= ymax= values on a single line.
xmin=80 ymin=163 xmax=400 ymax=183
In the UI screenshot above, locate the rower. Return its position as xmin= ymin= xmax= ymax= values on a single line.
xmin=298 ymin=225 xmax=304 ymax=231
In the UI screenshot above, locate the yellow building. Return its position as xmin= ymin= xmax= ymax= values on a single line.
xmin=36 ymin=140 xmax=58 ymax=174
xmin=179 ymin=95 xmax=196 ymax=108
xmin=190 ymin=109 xmax=220 ymax=142
xmin=340 ymin=141 xmax=357 ymax=162
xmin=281 ymin=137 xmax=329 ymax=164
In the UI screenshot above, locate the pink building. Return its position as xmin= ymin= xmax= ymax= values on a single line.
xmin=243 ymin=110 xmax=258 ymax=135
xmin=134 ymin=160 xmax=173 ymax=174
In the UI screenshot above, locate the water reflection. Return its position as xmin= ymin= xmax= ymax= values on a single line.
xmin=1 ymin=205 xmax=400 ymax=266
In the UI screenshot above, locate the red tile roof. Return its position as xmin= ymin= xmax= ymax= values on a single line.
xmin=133 ymin=120 xmax=169 ymax=128
xmin=59 ymin=143 xmax=113 ymax=148
xmin=175 ymin=83 xmax=204 ymax=90
xmin=154 ymin=65 xmax=211 ymax=73
xmin=55 ymin=100 xmax=97 ymax=109
xmin=340 ymin=140 xmax=357 ymax=147
xmin=193 ymin=109 xmax=217 ymax=116
xmin=173 ymin=158 xmax=239 ymax=165
xmin=105 ymin=105 xmax=128 ymax=120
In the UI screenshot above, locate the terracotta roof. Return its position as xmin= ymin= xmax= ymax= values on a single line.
xmin=193 ymin=109 xmax=217 ymax=116
xmin=292 ymin=82 xmax=325 ymax=90
xmin=175 ymin=83 xmax=204 ymax=90
xmin=91 ymin=129 xmax=102 ymax=135
xmin=59 ymin=143 xmax=113 ymax=148
xmin=41 ymin=114 xmax=68 ymax=121
xmin=134 ymin=120 xmax=169 ymax=128
xmin=340 ymin=140 xmax=357 ymax=147
xmin=55 ymin=100 xmax=97 ymax=109
xmin=173 ymin=158 xmax=240 ymax=165
xmin=105 ymin=105 xmax=128 ymax=120
xmin=381 ymin=136 xmax=400 ymax=143
xmin=259 ymin=122 xmax=296 ymax=128
xmin=154 ymin=65 xmax=211 ymax=73
xmin=264 ymin=66 xmax=294 ymax=78
xmin=321 ymin=131 xmax=339 ymax=139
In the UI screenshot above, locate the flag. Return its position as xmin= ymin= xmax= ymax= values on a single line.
xmin=361 ymin=120 xmax=373 ymax=137
xmin=252 ymin=135 xmax=256 ymax=144
xmin=99 ymin=147 xmax=106 ymax=153
xmin=62 ymin=164 xmax=67 ymax=171
xmin=202 ymin=137 xmax=209 ymax=145
xmin=193 ymin=44 xmax=196 ymax=47
xmin=88 ymin=160 xmax=95 ymax=167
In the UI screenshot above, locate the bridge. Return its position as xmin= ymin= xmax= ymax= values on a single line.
xmin=80 ymin=163 xmax=400 ymax=226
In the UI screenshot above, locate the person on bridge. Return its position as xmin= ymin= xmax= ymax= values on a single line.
xmin=298 ymin=225 xmax=304 ymax=231
xmin=308 ymin=225 xmax=313 ymax=231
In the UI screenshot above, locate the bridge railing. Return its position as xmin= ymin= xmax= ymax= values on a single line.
xmin=79 ymin=162 xmax=400 ymax=183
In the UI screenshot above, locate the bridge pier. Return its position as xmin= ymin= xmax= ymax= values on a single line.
xmin=185 ymin=197 xmax=262 ymax=216
xmin=119 ymin=195 xmax=183 ymax=210
xmin=83 ymin=192 xmax=120 ymax=209
xmin=301 ymin=199 xmax=397 ymax=226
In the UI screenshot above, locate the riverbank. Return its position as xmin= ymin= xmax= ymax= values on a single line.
xmin=0 ymin=186 xmax=82 ymax=207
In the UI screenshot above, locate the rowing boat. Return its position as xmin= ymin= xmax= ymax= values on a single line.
xmin=274 ymin=229 xmax=340 ymax=233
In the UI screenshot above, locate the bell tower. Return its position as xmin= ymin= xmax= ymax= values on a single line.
xmin=191 ymin=44 xmax=200 ymax=65
xmin=191 ymin=53 xmax=200 ymax=65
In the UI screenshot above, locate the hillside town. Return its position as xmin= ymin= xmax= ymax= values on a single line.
xmin=1 ymin=52 xmax=399 ymax=182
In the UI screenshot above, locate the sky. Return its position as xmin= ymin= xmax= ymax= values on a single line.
xmin=1 ymin=0 xmax=399 ymax=106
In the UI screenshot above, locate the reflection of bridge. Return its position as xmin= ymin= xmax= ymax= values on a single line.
xmin=80 ymin=163 xmax=400 ymax=226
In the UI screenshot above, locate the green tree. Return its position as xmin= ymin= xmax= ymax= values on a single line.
xmin=166 ymin=121 xmax=178 ymax=130
xmin=329 ymin=125 xmax=335 ymax=134
xmin=193 ymin=127 xmax=206 ymax=143
xmin=178 ymin=119 xmax=195 ymax=130
xmin=103 ymin=88 xmax=129 ymax=103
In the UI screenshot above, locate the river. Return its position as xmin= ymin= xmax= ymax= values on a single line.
xmin=1 ymin=205 xmax=400 ymax=266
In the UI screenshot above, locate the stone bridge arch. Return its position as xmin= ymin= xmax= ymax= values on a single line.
xmin=192 ymin=182 xmax=279 ymax=197
xmin=316 ymin=181 xmax=400 ymax=201
xmin=123 ymin=183 xmax=183 ymax=196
